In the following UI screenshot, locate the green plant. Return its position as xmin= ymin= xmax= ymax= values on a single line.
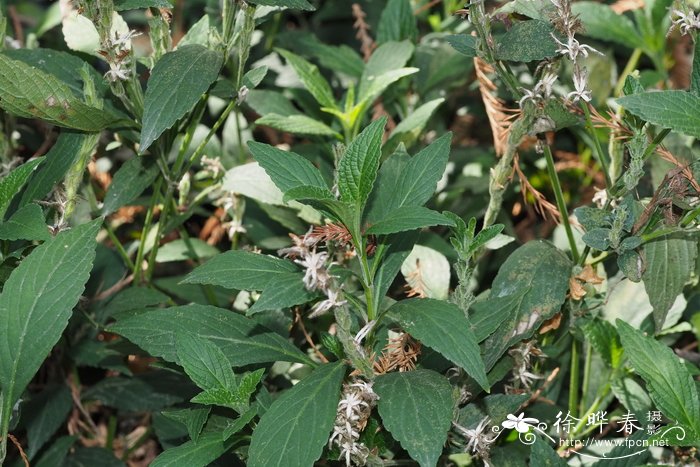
xmin=0 ymin=0 xmax=698 ymax=466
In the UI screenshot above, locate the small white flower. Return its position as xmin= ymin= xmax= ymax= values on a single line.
xmin=295 ymin=250 xmax=333 ymax=291
xmin=104 ymin=60 xmax=131 ymax=82
xmin=670 ymin=9 xmax=700 ymax=36
xmin=112 ymin=29 xmax=142 ymax=48
xmin=353 ymin=320 xmax=377 ymax=344
xmin=502 ymin=413 xmax=540 ymax=433
xmin=534 ymin=72 xmax=558 ymax=100
xmin=518 ymin=87 xmax=540 ymax=108
xmin=552 ymin=34 xmax=602 ymax=62
xmin=309 ymin=288 xmax=347 ymax=318
xmin=237 ymin=85 xmax=249 ymax=103
xmin=453 ymin=416 xmax=497 ymax=457
xmin=592 ymin=187 xmax=608 ymax=208
xmin=566 ymin=66 xmax=592 ymax=103
xmin=201 ymin=155 xmax=225 ymax=178
xmin=223 ymin=219 xmax=247 ymax=239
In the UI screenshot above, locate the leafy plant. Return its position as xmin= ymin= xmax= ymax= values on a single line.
xmin=0 ymin=0 xmax=698 ymax=466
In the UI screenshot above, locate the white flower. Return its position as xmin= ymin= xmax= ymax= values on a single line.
xmin=670 ymin=9 xmax=700 ymax=36
xmin=353 ymin=320 xmax=377 ymax=344
xmin=309 ymin=288 xmax=347 ymax=318
xmin=518 ymin=87 xmax=540 ymax=108
xmin=453 ymin=417 xmax=497 ymax=458
xmin=223 ymin=219 xmax=247 ymax=239
xmin=104 ymin=60 xmax=131 ymax=82
xmin=552 ymin=34 xmax=602 ymax=62
xmin=201 ymin=155 xmax=225 ymax=178
xmin=295 ymin=250 xmax=333 ymax=291
xmin=592 ymin=187 xmax=608 ymax=208
xmin=329 ymin=380 xmax=377 ymax=466
xmin=502 ymin=413 xmax=540 ymax=433
xmin=534 ymin=72 xmax=558 ymax=99
xmin=567 ymin=66 xmax=592 ymax=103
xmin=112 ymin=29 xmax=142 ymax=48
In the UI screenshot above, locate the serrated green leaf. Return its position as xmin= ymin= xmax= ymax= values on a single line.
xmin=582 ymin=227 xmax=611 ymax=251
xmin=176 ymin=333 xmax=236 ymax=393
xmin=581 ymin=319 xmax=623 ymax=368
xmin=255 ymin=113 xmax=341 ymax=138
xmin=365 ymin=206 xmax=454 ymax=235
xmin=0 ymin=203 xmax=49 ymax=241
xmin=0 ymin=158 xmax=43 ymax=219
xmin=23 ymin=384 xmax=72 ymax=459
xmin=375 ymin=370 xmax=453 ymax=467
xmin=248 ymin=141 xmax=329 ymax=194
xmin=140 ymin=45 xmax=223 ymax=152
xmin=277 ymin=49 xmax=335 ymax=108
xmin=572 ymin=2 xmax=644 ymax=49
xmin=248 ymin=362 xmax=346 ymax=467
xmin=574 ymin=206 xmax=610 ymax=231
xmin=246 ymin=90 xmax=299 ymax=117
xmin=530 ymin=438 xmax=567 ymax=466
xmin=358 ymin=67 xmax=419 ymax=108
xmin=446 ymin=34 xmax=477 ymax=57
xmin=18 ymin=132 xmax=86 ymax=209
xmin=692 ymin=40 xmax=700 ymax=96
xmin=377 ymin=0 xmax=418 ymax=44
xmin=102 ymin=156 xmax=159 ymax=215
xmin=183 ymin=250 xmax=298 ymax=290
xmin=97 ymin=287 xmax=169 ymax=323
xmin=387 ymin=298 xmax=489 ymax=390
xmin=0 ymin=220 xmax=100 ymax=415
xmin=222 ymin=406 xmax=257 ymax=440
xmin=338 ymin=118 xmax=386 ymax=205
xmin=470 ymin=288 xmax=531 ymax=342
xmin=642 ymin=236 xmax=698 ymax=331
xmin=107 ymin=304 xmax=313 ymax=366
xmin=248 ymin=273 xmax=318 ymax=313
xmin=373 ymin=232 xmax=419 ymax=309
xmin=114 ymin=0 xmax=172 ymax=10
xmin=0 ymin=54 xmax=122 ymax=131
xmin=359 ymin=41 xmax=414 ymax=98
xmin=289 ymin=34 xmax=364 ymax=78
xmin=156 ymin=239 xmax=219 ymax=263
xmin=161 ymin=407 xmax=210 ymax=443
xmin=617 ymin=320 xmax=700 ymax=437
xmin=150 ymin=430 xmax=226 ymax=467
xmin=617 ymin=91 xmax=700 ymax=138
xmin=496 ymin=20 xmax=560 ymax=62
xmin=385 ymin=98 xmax=445 ymax=153
xmin=366 ymin=132 xmax=452 ymax=223
xmin=617 ymin=249 xmax=643 ymax=282
xmin=82 ymin=372 xmax=189 ymax=411
xmin=481 ymin=241 xmax=572 ymax=370
xmin=249 ymin=0 xmax=315 ymax=10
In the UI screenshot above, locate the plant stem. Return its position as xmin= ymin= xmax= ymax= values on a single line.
xmin=133 ymin=177 xmax=163 ymax=284
xmin=580 ymin=102 xmax=612 ymax=189
xmin=579 ymin=342 xmax=592 ymax=415
xmin=568 ymin=337 xmax=581 ymax=417
xmin=543 ymin=144 xmax=580 ymax=262
xmin=613 ymin=48 xmax=642 ymax=98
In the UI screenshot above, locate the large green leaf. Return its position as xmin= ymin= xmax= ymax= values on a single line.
xmin=0 ymin=54 xmax=122 ymax=131
xmin=248 ymin=141 xmax=331 ymax=195
xmin=23 ymin=384 xmax=72 ymax=459
xmin=374 ymin=370 xmax=453 ymax=467
xmin=377 ymin=0 xmax=418 ymax=44
xmin=495 ymin=20 xmax=560 ymax=62
xmin=617 ymin=91 xmax=700 ymax=138
xmin=366 ymin=132 xmax=452 ymax=223
xmin=248 ymin=362 xmax=346 ymax=467
xmin=0 ymin=158 xmax=43 ymax=219
xmin=691 ymin=40 xmax=700 ymax=96
xmin=107 ymin=304 xmax=313 ymax=366
xmin=572 ymin=2 xmax=644 ymax=49
xmin=337 ymin=117 xmax=386 ymax=205
xmin=481 ymin=241 xmax=572 ymax=370
xmin=277 ymin=49 xmax=335 ymax=108
xmin=140 ymin=45 xmax=223 ymax=152
xmin=359 ymin=41 xmax=414 ymax=98
xmin=182 ymin=250 xmax=299 ymax=290
xmin=150 ymin=431 xmax=227 ymax=467
xmin=102 ymin=156 xmax=160 ymax=215
xmin=617 ymin=320 xmax=700 ymax=438
xmin=161 ymin=407 xmax=210 ymax=443
xmin=0 ymin=203 xmax=50 ymax=241
xmin=642 ymin=236 xmax=698 ymax=331
xmin=384 ymin=98 xmax=445 ymax=153
xmin=0 ymin=220 xmax=100 ymax=417
xmin=249 ymin=0 xmax=315 ymax=11
xmin=248 ymin=273 xmax=318 ymax=314
xmin=365 ymin=206 xmax=454 ymax=235
xmin=387 ymin=298 xmax=489 ymax=390
xmin=255 ymin=114 xmax=341 ymax=138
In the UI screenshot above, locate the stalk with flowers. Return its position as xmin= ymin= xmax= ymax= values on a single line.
xmin=0 ymin=0 xmax=699 ymax=466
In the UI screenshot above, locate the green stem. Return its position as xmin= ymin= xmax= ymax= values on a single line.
xmin=105 ymin=222 xmax=135 ymax=270
xmin=568 ymin=338 xmax=581 ymax=417
xmin=133 ymin=177 xmax=163 ymax=284
xmin=613 ymin=48 xmax=642 ymax=98
xmin=580 ymin=102 xmax=612 ymax=189
xmin=544 ymin=144 xmax=580 ymax=262
xmin=579 ymin=342 xmax=593 ymax=415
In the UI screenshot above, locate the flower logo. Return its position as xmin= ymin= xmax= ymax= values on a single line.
xmin=502 ymin=413 xmax=539 ymax=433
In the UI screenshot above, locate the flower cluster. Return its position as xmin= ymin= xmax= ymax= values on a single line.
xmin=329 ymin=380 xmax=378 ymax=467
xmin=550 ymin=0 xmax=600 ymax=103
xmin=508 ymin=340 xmax=544 ymax=390
xmin=669 ymin=8 xmax=700 ymax=36
xmin=101 ymin=29 xmax=140 ymax=82
xmin=518 ymin=71 xmax=558 ymax=108
xmin=278 ymin=229 xmax=347 ymax=318
xmin=452 ymin=416 xmax=497 ymax=464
